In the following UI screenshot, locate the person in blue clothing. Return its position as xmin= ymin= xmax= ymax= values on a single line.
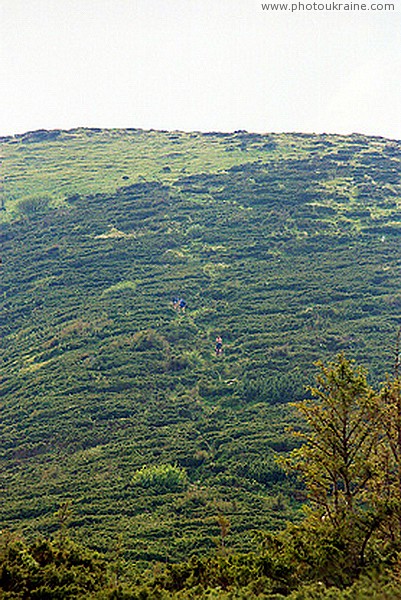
xmin=215 ymin=336 xmax=223 ymax=356
xmin=172 ymin=297 xmax=187 ymax=312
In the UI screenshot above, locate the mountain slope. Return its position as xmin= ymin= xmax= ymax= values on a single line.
xmin=0 ymin=129 xmax=400 ymax=560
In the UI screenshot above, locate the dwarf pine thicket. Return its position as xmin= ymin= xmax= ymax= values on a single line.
xmin=0 ymin=129 xmax=401 ymax=597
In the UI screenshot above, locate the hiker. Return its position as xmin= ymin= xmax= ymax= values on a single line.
xmin=172 ymin=297 xmax=187 ymax=312
xmin=215 ymin=336 xmax=223 ymax=356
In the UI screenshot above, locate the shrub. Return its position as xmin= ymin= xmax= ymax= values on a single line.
xmin=131 ymin=464 xmax=188 ymax=493
xmin=16 ymin=195 xmax=51 ymax=218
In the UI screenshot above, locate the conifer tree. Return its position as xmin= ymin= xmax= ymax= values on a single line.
xmin=281 ymin=354 xmax=382 ymax=568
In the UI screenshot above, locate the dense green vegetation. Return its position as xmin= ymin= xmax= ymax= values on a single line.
xmin=0 ymin=128 xmax=401 ymax=596
xmin=3 ymin=356 xmax=401 ymax=598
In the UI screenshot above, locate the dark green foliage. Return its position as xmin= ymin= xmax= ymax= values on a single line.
xmin=2 ymin=511 xmax=401 ymax=598
xmin=0 ymin=129 xmax=401 ymax=565
xmin=239 ymin=370 xmax=309 ymax=404
xmin=15 ymin=195 xmax=51 ymax=218
xmin=0 ymin=533 xmax=109 ymax=598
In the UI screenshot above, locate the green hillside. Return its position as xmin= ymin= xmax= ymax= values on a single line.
xmin=0 ymin=128 xmax=401 ymax=565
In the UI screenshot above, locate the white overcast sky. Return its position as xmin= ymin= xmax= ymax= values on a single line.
xmin=1 ymin=0 xmax=400 ymax=139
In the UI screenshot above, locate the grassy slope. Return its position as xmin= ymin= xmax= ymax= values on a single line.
xmin=0 ymin=128 xmax=401 ymax=562
xmin=1 ymin=128 xmax=286 ymax=215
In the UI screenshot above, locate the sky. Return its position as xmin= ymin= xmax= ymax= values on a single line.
xmin=1 ymin=0 xmax=400 ymax=139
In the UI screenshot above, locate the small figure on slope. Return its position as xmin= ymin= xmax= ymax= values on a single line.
xmin=215 ymin=335 xmax=223 ymax=356
xmin=172 ymin=297 xmax=187 ymax=313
